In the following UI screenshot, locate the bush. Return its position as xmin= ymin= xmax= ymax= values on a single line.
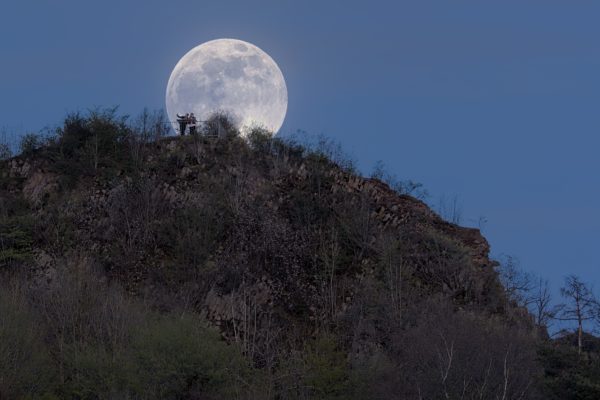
xmin=61 ymin=343 xmax=132 ymax=399
xmin=302 ymin=335 xmax=351 ymax=399
xmin=247 ymin=126 xmax=273 ymax=154
xmin=19 ymin=133 xmax=42 ymax=155
xmin=0 ymin=143 xmax=11 ymax=160
xmin=32 ymin=206 xmax=77 ymax=255
xmin=402 ymin=229 xmax=487 ymax=303
xmin=380 ymin=302 xmax=542 ymax=399
xmin=29 ymin=264 xmax=254 ymax=399
xmin=539 ymin=341 xmax=600 ymax=400
xmin=131 ymin=314 xmax=250 ymax=399
xmin=202 ymin=111 xmax=240 ymax=138
xmin=0 ymin=215 xmax=34 ymax=268
xmin=160 ymin=205 xmax=229 ymax=276
xmin=48 ymin=108 xmax=133 ymax=185
xmin=60 ymin=314 xmax=253 ymax=399
xmin=0 ymin=284 xmax=54 ymax=398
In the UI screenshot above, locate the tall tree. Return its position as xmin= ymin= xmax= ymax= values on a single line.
xmin=557 ymin=275 xmax=598 ymax=354
xmin=530 ymin=277 xmax=560 ymax=328
xmin=498 ymin=255 xmax=534 ymax=307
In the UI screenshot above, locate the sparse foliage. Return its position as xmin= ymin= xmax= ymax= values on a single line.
xmin=530 ymin=276 xmax=560 ymax=329
xmin=0 ymin=282 xmax=54 ymax=399
xmin=436 ymin=193 xmax=463 ymax=224
xmin=371 ymin=160 xmax=429 ymax=200
xmin=4 ymin=107 xmax=599 ymax=399
xmin=0 ymin=143 xmax=11 ymax=160
xmin=19 ymin=132 xmax=42 ymax=155
xmin=498 ymin=255 xmax=534 ymax=307
xmin=202 ymin=111 xmax=240 ymax=138
xmin=557 ymin=275 xmax=598 ymax=354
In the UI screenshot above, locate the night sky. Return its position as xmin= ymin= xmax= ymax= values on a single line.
xmin=1 ymin=1 xmax=599 ymax=296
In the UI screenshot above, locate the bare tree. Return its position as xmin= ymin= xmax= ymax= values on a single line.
xmin=202 ymin=111 xmax=239 ymax=138
xmin=319 ymin=227 xmax=340 ymax=319
xmin=557 ymin=275 xmax=598 ymax=354
xmin=497 ymin=255 xmax=534 ymax=307
xmin=0 ymin=127 xmax=19 ymax=157
xmin=529 ymin=277 xmax=560 ymax=329
xmin=0 ymin=143 xmax=12 ymax=160
xmin=497 ymin=256 xmax=564 ymax=330
xmin=128 ymin=108 xmax=171 ymax=169
xmin=393 ymin=301 xmax=539 ymax=400
xmin=377 ymin=233 xmax=404 ymax=319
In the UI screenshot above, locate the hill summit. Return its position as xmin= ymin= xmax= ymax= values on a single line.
xmin=0 ymin=110 xmax=546 ymax=399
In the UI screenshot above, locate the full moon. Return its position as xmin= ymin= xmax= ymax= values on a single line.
xmin=165 ymin=38 xmax=288 ymax=135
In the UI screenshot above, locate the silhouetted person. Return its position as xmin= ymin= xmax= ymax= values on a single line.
xmin=188 ymin=113 xmax=197 ymax=135
xmin=176 ymin=113 xmax=188 ymax=135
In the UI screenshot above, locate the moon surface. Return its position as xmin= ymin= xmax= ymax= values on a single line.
xmin=165 ymin=38 xmax=288 ymax=135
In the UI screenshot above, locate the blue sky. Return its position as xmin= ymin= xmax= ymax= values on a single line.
xmin=1 ymin=1 xmax=599 ymax=298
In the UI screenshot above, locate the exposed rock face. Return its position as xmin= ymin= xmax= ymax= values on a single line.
xmin=3 ymin=157 xmax=58 ymax=208
xmin=6 ymin=158 xmax=32 ymax=178
xmin=22 ymin=171 xmax=58 ymax=207
xmin=331 ymin=173 xmax=494 ymax=269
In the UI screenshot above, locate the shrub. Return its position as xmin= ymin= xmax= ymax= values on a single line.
xmin=32 ymin=206 xmax=77 ymax=255
xmin=60 ymin=313 xmax=253 ymax=400
xmin=247 ymin=126 xmax=273 ymax=154
xmin=302 ymin=335 xmax=351 ymax=399
xmin=19 ymin=133 xmax=42 ymax=155
xmin=48 ymin=108 xmax=133 ymax=185
xmin=32 ymin=264 xmax=253 ymax=399
xmin=130 ymin=313 xmax=250 ymax=399
xmin=0 ymin=143 xmax=11 ymax=160
xmin=539 ymin=340 xmax=600 ymax=400
xmin=0 ymin=215 xmax=34 ymax=268
xmin=202 ymin=111 xmax=240 ymax=138
xmin=0 ymin=284 xmax=54 ymax=398
xmin=160 ymin=205 xmax=229 ymax=274
xmin=61 ymin=343 xmax=132 ymax=399
xmin=380 ymin=301 xmax=542 ymax=400
xmin=402 ymin=229 xmax=484 ymax=303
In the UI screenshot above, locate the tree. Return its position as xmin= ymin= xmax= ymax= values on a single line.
xmin=498 ymin=255 xmax=534 ymax=307
xmin=385 ymin=300 xmax=541 ymax=400
xmin=202 ymin=111 xmax=239 ymax=138
xmin=557 ymin=275 xmax=598 ymax=354
xmin=128 ymin=108 xmax=170 ymax=170
xmin=0 ymin=143 xmax=11 ymax=160
xmin=0 ymin=282 xmax=53 ymax=398
xmin=376 ymin=233 xmax=405 ymax=319
xmin=497 ymin=256 xmax=563 ymax=330
xmin=530 ymin=277 xmax=560 ymax=329
xmin=19 ymin=133 xmax=41 ymax=155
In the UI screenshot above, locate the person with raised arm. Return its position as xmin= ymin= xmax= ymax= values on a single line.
xmin=176 ymin=113 xmax=189 ymax=135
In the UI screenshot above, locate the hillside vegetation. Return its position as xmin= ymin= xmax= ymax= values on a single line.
xmin=1 ymin=109 xmax=598 ymax=399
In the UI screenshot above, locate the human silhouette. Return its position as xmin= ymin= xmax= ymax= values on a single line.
xmin=188 ymin=113 xmax=197 ymax=135
xmin=176 ymin=113 xmax=189 ymax=135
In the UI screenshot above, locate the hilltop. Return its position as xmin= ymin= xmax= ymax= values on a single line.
xmin=0 ymin=110 xmax=591 ymax=399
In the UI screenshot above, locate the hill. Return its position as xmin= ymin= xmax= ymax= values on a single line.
xmin=0 ymin=110 xmax=562 ymax=399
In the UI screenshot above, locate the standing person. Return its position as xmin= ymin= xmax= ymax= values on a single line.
xmin=176 ymin=113 xmax=189 ymax=135
xmin=188 ymin=113 xmax=197 ymax=135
